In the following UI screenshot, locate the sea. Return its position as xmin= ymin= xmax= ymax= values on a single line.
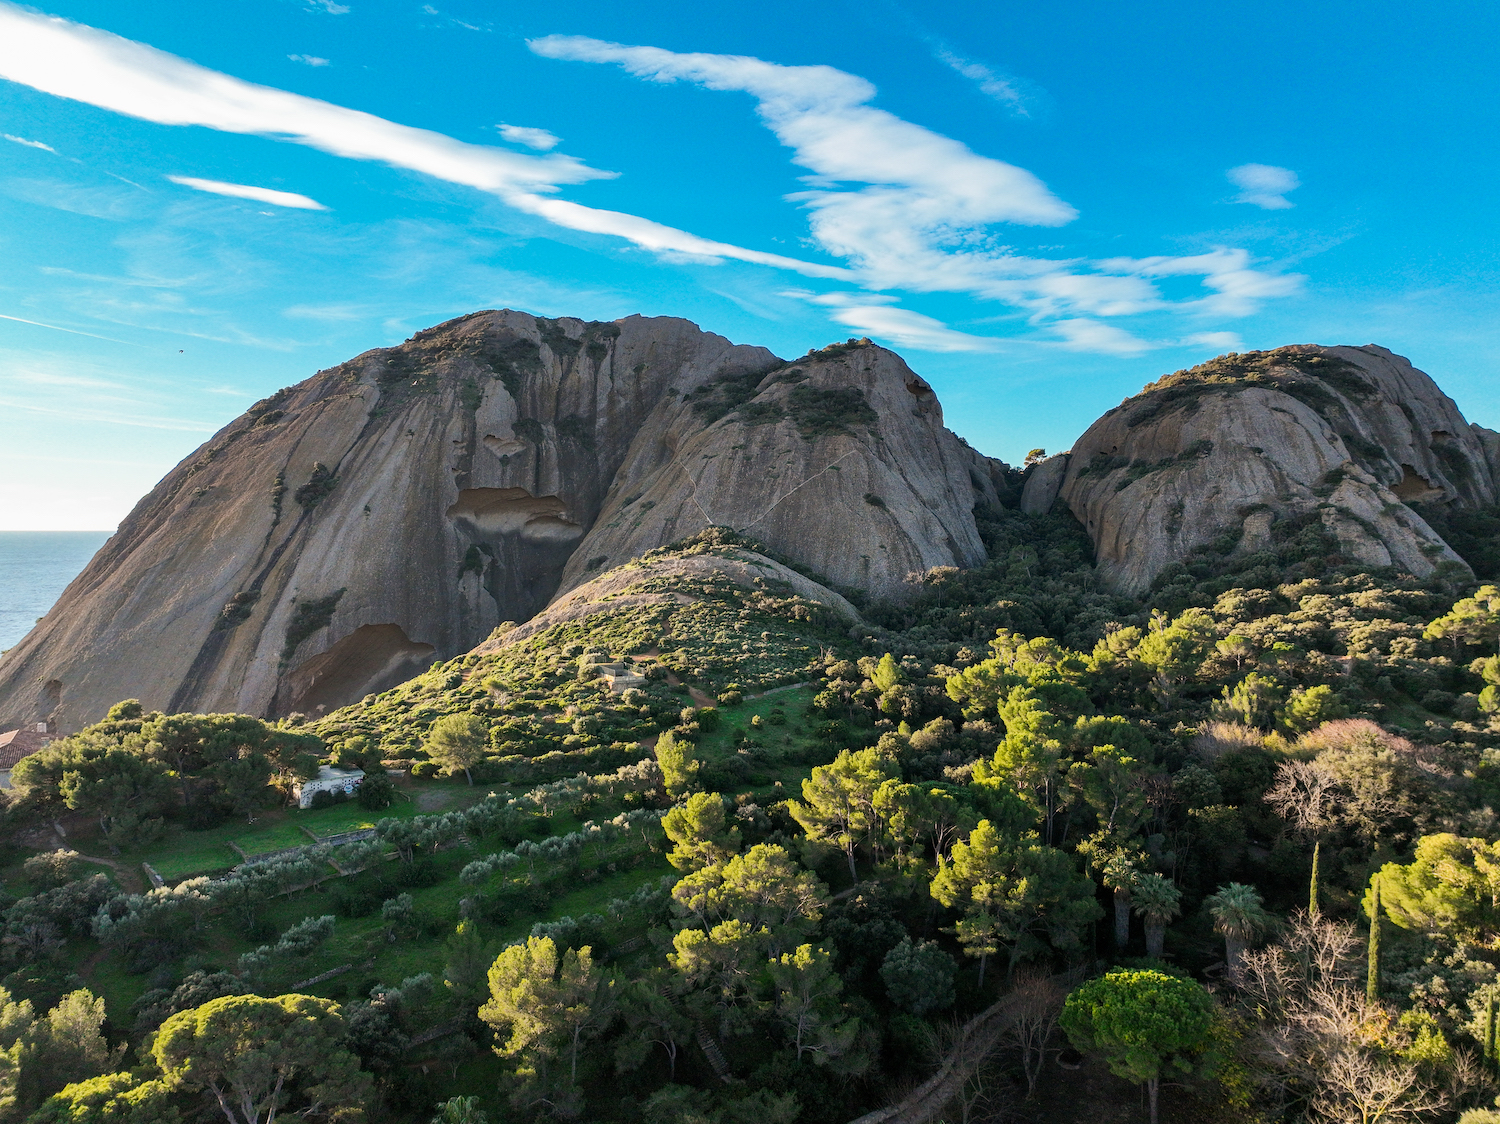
xmin=0 ymin=531 xmax=112 ymax=653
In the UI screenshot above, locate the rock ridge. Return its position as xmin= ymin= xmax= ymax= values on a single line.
xmin=1055 ymin=344 xmax=1496 ymax=594
xmin=0 ymin=312 xmax=1007 ymax=731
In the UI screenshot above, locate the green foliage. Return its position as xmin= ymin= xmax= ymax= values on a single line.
xmin=785 ymin=384 xmax=878 ymax=439
xmin=282 ymin=590 xmax=346 ymax=661
xmin=1061 ymin=969 xmax=1217 ymax=1124
xmin=0 ymin=987 xmax=123 ymax=1122
xmin=423 ymin=713 xmax=488 ymax=783
xmin=31 ymin=1072 xmax=179 ymax=1124
xmin=1204 ymin=883 xmax=1272 ymax=982
xmin=656 ymin=732 xmax=700 ymax=798
xmin=356 ymin=771 xmax=397 ymax=810
xmin=153 ymin=994 xmax=368 ymax=1124
xmin=479 ymin=936 xmax=611 ymax=1110
xmin=662 ymin=793 xmax=740 ymax=872
xmin=1425 ymin=584 xmax=1500 ymax=651
xmin=292 ymin=462 xmax=338 ymax=509
xmin=930 ymin=820 xmax=1100 ymax=984
xmin=1369 ymin=834 xmax=1500 ymax=940
xmin=14 ymin=735 xmax=172 ymax=848
xmin=790 ymin=748 xmax=899 ymax=883
xmin=768 ymin=944 xmax=861 ymax=1065
xmin=878 ymin=938 xmax=955 ymax=1016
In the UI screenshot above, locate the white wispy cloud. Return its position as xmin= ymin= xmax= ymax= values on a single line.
xmin=4 ymin=133 xmax=55 ymax=151
xmin=0 ymin=5 xmax=848 ymax=281
xmin=0 ymin=6 xmax=607 ymax=196
xmin=0 ymin=6 xmax=1303 ymax=357
xmin=420 ymin=5 xmax=487 ymax=32
xmin=167 ymin=175 xmax=329 ymax=210
xmin=1228 ymin=163 xmax=1300 ymax=210
xmin=497 ymin=123 xmax=559 ymax=150
xmin=287 ymin=54 xmax=330 ymax=67
xmin=0 ymin=312 xmax=135 ymax=343
xmin=929 ymin=44 xmax=1033 ymax=118
xmin=282 ymin=302 xmax=371 ymax=321
xmin=1050 ymin=319 xmax=1152 ymax=356
xmin=306 ymin=0 xmax=349 ymax=14
xmin=800 ymin=291 xmax=1000 ymax=353
xmin=1185 ymin=331 xmax=1244 ymax=350
xmin=530 ymin=36 xmax=1301 ymax=351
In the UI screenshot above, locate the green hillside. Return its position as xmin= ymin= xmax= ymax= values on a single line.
xmin=5 ymin=511 xmax=1500 ymax=1124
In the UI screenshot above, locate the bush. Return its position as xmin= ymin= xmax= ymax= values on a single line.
xmin=358 ymin=772 xmax=397 ymax=810
xmin=411 ymin=761 xmax=441 ymax=779
xmin=22 ymin=850 xmax=86 ymax=892
xmin=330 ymin=884 xmax=382 ymax=918
xmin=309 ymin=788 xmax=347 ymax=810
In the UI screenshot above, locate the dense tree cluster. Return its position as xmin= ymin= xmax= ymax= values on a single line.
xmin=7 ymin=519 xmax=1500 ymax=1123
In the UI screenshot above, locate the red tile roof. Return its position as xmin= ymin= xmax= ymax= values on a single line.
xmin=0 ymin=728 xmax=51 ymax=769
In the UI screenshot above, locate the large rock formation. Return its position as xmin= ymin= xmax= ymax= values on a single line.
xmin=0 ymin=312 xmax=1007 ymax=731
xmin=1055 ymin=345 xmax=1496 ymax=594
xmin=556 ymin=339 xmax=1006 ymax=598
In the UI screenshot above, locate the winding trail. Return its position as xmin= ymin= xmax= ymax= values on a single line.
xmin=847 ymin=969 xmax=1083 ymax=1124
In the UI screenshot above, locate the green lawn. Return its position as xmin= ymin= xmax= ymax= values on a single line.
xmin=134 ymin=779 xmax=488 ymax=881
xmin=694 ymin=686 xmax=820 ymax=762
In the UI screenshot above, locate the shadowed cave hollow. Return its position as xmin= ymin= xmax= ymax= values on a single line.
xmin=281 ymin=623 xmax=436 ymax=717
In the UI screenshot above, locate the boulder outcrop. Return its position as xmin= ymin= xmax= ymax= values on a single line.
xmin=0 ymin=313 xmax=1007 ymax=731
xmin=555 ymin=339 xmax=1007 ymax=599
xmin=1058 ymin=345 xmax=1495 ymax=594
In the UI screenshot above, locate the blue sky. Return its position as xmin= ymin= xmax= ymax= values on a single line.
xmin=1 ymin=0 xmax=1497 ymax=529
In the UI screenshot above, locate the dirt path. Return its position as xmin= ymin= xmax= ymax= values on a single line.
xmin=70 ymin=851 xmax=144 ymax=894
xmin=847 ymin=969 xmax=1084 ymax=1124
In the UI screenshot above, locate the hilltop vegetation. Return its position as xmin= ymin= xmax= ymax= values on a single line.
xmin=5 ymin=510 xmax=1500 ymax=1124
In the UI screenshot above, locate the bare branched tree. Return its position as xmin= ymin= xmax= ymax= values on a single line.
xmin=1003 ymin=968 xmax=1066 ymax=1097
xmin=1236 ymin=913 xmax=1449 ymax=1124
xmin=1266 ymin=760 xmax=1343 ymax=838
xmin=1309 ymin=1048 xmax=1446 ymax=1124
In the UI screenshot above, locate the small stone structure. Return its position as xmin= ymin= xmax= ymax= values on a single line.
xmin=292 ymin=765 xmax=365 ymax=809
xmin=594 ymin=663 xmax=646 ymax=693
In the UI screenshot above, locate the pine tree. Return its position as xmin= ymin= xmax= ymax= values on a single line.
xmin=1366 ymin=877 xmax=1382 ymax=1003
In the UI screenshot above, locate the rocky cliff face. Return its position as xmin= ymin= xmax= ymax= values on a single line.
xmin=0 ymin=312 xmax=1007 ymax=731
xmin=555 ymin=339 xmax=1007 ymax=599
xmin=1054 ymin=345 xmax=1496 ymax=594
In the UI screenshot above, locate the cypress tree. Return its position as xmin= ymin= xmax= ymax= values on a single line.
xmin=1485 ymin=997 xmax=1497 ymax=1071
xmin=1309 ymin=841 xmax=1321 ymax=917
xmin=1366 ymin=877 xmax=1382 ymax=1003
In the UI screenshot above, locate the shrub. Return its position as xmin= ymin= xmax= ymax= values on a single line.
xmin=22 ymin=850 xmax=87 ymax=892
xmin=358 ymin=772 xmax=397 ymax=810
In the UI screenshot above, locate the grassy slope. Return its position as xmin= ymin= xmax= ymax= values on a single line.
xmin=43 ymin=541 xmax=855 ymax=1044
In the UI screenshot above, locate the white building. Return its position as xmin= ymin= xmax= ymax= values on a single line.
xmin=293 ymin=765 xmax=365 ymax=808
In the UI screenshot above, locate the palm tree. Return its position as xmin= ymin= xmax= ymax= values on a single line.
xmin=1100 ymin=850 xmax=1139 ymax=951
xmin=1205 ymin=882 xmax=1271 ymax=985
xmin=1132 ymin=873 xmax=1182 ymax=959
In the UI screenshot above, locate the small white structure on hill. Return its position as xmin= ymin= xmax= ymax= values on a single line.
xmin=294 ymin=765 xmax=364 ymax=808
xmin=594 ymin=662 xmax=646 ymax=693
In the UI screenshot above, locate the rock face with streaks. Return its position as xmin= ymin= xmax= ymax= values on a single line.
xmin=0 ymin=312 xmax=1008 ymax=731
xmin=555 ymin=338 xmax=1008 ymax=599
xmin=1056 ymin=345 xmax=1497 ymax=594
